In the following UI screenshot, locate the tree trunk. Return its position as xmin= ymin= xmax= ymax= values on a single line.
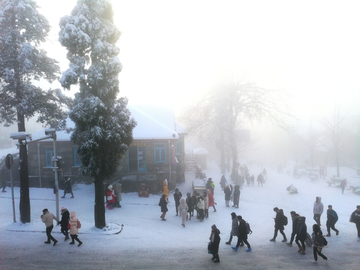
xmin=94 ymin=176 xmax=106 ymax=229
xmin=17 ymin=106 xmax=31 ymax=223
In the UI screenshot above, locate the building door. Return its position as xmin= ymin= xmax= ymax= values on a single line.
xmin=137 ymin=146 xmax=147 ymax=172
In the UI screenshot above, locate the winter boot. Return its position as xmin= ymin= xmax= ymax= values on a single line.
xmin=78 ymin=241 xmax=83 ymax=247
xmin=53 ymin=240 xmax=58 ymax=246
xmin=282 ymin=238 xmax=287 ymax=242
xmin=213 ymin=255 xmax=220 ymax=263
xmin=231 ymin=246 xmax=238 ymax=251
xmin=246 ymin=247 xmax=252 ymax=252
xmin=325 ymin=233 xmax=331 ymax=237
xmin=69 ymin=242 xmax=75 ymax=245
xmin=225 ymin=241 xmax=231 ymax=245
xmin=270 ymin=238 xmax=276 ymax=242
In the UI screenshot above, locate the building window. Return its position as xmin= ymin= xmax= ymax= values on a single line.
xmin=45 ymin=148 xmax=54 ymax=167
xmin=154 ymin=144 xmax=166 ymax=163
xmin=74 ymin=147 xmax=82 ymax=166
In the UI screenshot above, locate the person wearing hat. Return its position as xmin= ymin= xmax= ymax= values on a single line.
xmin=350 ymin=205 xmax=360 ymax=241
xmin=59 ymin=207 xmax=70 ymax=240
xmin=62 ymin=177 xmax=74 ymax=198
xmin=270 ymin=207 xmax=287 ymax=242
xmin=225 ymin=212 xmax=238 ymax=245
xmin=209 ymin=224 xmax=221 ymax=263
xmin=69 ymin=211 xmax=83 ymax=246
xmin=41 ymin=208 xmax=59 ymax=246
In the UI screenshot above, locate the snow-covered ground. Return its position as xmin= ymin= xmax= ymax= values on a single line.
xmin=1 ymin=161 xmax=360 ymax=269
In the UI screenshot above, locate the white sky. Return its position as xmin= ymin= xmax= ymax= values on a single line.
xmin=36 ymin=0 xmax=360 ymax=118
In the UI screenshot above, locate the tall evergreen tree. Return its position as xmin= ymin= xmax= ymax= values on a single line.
xmin=59 ymin=0 xmax=136 ymax=228
xmin=0 ymin=0 xmax=69 ymax=223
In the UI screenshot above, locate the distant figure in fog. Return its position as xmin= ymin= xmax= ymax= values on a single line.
xmin=220 ymin=175 xmax=227 ymax=190
xmin=224 ymin=185 xmax=233 ymax=207
xmin=159 ymin=194 xmax=168 ymax=221
xmin=340 ymin=179 xmax=347 ymax=194
xmin=62 ymin=177 xmax=74 ymax=198
xmin=257 ymin=173 xmax=264 ymax=186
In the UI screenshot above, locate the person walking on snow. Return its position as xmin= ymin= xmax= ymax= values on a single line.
xmin=178 ymin=198 xmax=188 ymax=227
xmin=173 ymin=188 xmax=182 ymax=216
xmin=349 ymin=205 xmax=360 ymax=241
xmin=113 ymin=183 xmax=122 ymax=208
xmin=311 ymin=224 xmax=328 ymax=263
xmin=59 ymin=207 xmax=70 ymax=241
xmin=106 ymin=185 xmax=115 ymax=209
xmin=232 ymin=215 xmax=252 ymax=252
xmin=270 ymin=207 xmax=287 ymax=242
xmin=203 ymin=191 xmax=209 ymax=218
xmin=41 ymin=208 xmax=59 ymax=246
xmin=62 ymin=177 xmax=74 ymax=198
xmin=159 ymin=194 xmax=168 ymax=221
xmin=286 ymin=211 xmax=300 ymax=246
xmin=340 ymin=179 xmax=347 ymax=194
xmin=207 ymin=189 xmax=216 ymax=212
xmin=186 ymin=192 xmax=193 ymax=221
xmin=232 ymin=185 xmax=240 ymax=208
xmin=226 ymin=212 xmax=238 ymax=245
xmin=313 ymin=197 xmax=324 ymax=226
xmin=326 ymin=205 xmax=339 ymax=236
xmin=224 ymin=185 xmax=232 ymax=207
xmin=197 ymin=196 xmax=205 ymax=221
xmin=208 ymin=224 xmax=221 ymax=263
xmin=295 ymin=216 xmax=307 ymax=254
xmin=69 ymin=211 xmax=83 ymax=246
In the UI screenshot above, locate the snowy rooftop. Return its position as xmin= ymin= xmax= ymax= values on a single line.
xmin=30 ymin=104 xmax=185 ymax=142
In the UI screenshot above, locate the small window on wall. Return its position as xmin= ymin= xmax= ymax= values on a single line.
xmin=154 ymin=144 xmax=166 ymax=163
xmin=45 ymin=148 xmax=54 ymax=167
xmin=74 ymin=147 xmax=82 ymax=166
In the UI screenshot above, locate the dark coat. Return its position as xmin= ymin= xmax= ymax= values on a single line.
xmin=326 ymin=209 xmax=338 ymax=225
xmin=60 ymin=209 xmax=70 ymax=230
xmin=237 ymin=219 xmax=248 ymax=240
xmin=159 ymin=197 xmax=168 ymax=213
xmin=186 ymin=196 xmax=193 ymax=212
xmin=295 ymin=217 xmax=307 ymax=241
xmin=224 ymin=185 xmax=232 ymax=201
xmin=274 ymin=210 xmax=285 ymax=230
xmin=291 ymin=214 xmax=300 ymax=234
xmin=209 ymin=228 xmax=221 ymax=254
xmin=64 ymin=179 xmax=72 ymax=193
xmin=174 ymin=192 xmax=182 ymax=205
xmin=233 ymin=187 xmax=240 ymax=205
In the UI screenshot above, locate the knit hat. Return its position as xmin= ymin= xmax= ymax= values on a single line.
xmin=61 ymin=207 xmax=66 ymax=211
xmin=273 ymin=207 xmax=279 ymax=211
xmin=108 ymin=185 xmax=113 ymax=190
xmin=211 ymin=224 xmax=217 ymax=230
xmin=42 ymin=208 xmax=48 ymax=213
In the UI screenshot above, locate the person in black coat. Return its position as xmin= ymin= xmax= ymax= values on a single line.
xmin=224 ymin=185 xmax=233 ymax=207
xmin=173 ymin=188 xmax=182 ymax=216
xmin=287 ymin=211 xmax=300 ymax=246
xmin=186 ymin=192 xmax=193 ymax=221
xmin=159 ymin=194 xmax=168 ymax=221
xmin=59 ymin=207 xmax=70 ymax=240
xmin=232 ymin=185 xmax=240 ymax=208
xmin=232 ymin=216 xmax=252 ymax=252
xmin=62 ymin=177 xmax=74 ymax=198
xmin=270 ymin=207 xmax=287 ymax=242
xmin=209 ymin=224 xmax=221 ymax=263
xmin=295 ymin=216 xmax=307 ymax=254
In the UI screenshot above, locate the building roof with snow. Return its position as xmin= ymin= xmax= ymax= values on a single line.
xmin=31 ymin=104 xmax=185 ymax=142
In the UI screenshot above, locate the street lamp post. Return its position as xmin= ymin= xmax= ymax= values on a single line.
xmin=45 ymin=128 xmax=60 ymax=221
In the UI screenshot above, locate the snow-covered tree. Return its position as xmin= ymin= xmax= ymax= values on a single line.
xmin=0 ymin=0 xmax=70 ymax=223
xmin=59 ymin=0 xmax=136 ymax=228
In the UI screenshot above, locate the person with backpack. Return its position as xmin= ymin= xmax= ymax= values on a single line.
xmin=226 ymin=212 xmax=238 ymax=245
xmin=69 ymin=211 xmax=83 ymax=246
xmin=349 ymin=205 xmax=360 ymax=241
xmin=231 ymin=215 xmax=252 ymax=252
xmin=295 ymin=216 xmax=307 ymax=254
xmin=270 ymin=207 xmax=287 ymax=242
xmin=311 ymin=224 xmax=328 ymax=263
xmin=326 ymin=205 xmax=339 ymax=236
xmin=286 ymin=211 xmax=300 ymax=246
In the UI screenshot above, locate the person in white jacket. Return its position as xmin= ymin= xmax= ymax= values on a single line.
xmin=313 ymin=197 xmax=324 ymax=226
xmin=178 ymin=198 xmax=189 ymax=227
xmin=197 ymin=196 xmax=205 ymax=221
xmin=41 ymin=208 xmax=59 ymax=246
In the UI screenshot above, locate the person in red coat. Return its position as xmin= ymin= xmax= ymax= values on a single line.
xmin=208 ymin=189 xmax=217 ymax=212
xmin=106 ymin=185 xmax=115 ymax=209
